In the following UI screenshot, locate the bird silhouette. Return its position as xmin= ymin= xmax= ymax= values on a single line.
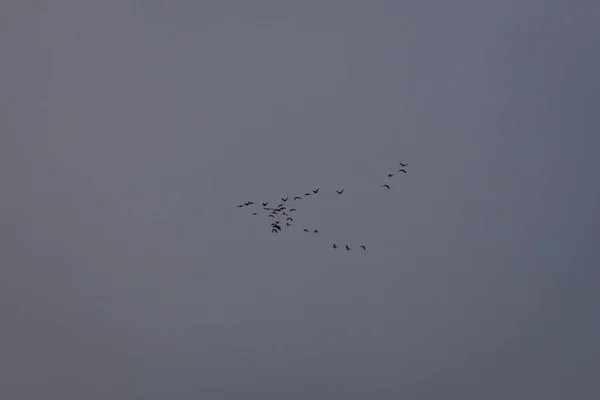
xmin=268 ymin=215 xmax=275 ymax=218
xmin=237 ymin=204 xmax=244 ymax=208
xmin=345 ymin=245 xmax=351 ymax=251
xmin=314 ymin=229 xmax=319 ymax=233
xmin=312 ymin=188 xmax=319 ymax=193
xmin=303 ymin=229 xmax=310 ymax=232
xmin=332 ymin=244 xmax=338 ymax=249
xmin=398 ymin=169 xmax=407 ymax=173
xmin=289 ymin=208 xmax=297 ymax=212
xmin=360 ymin=245 xmax=367 ymax=250
xmin=383 ymin=184 xmax=390 ymax=189
xmin=286 ymin=222 xmax=291 ymax=226
xmin=387 ymin=173 xmax=394 ymax=177
xmin=262 ymin=202 xmax=268 ymax=206
xmin=252 ymin=212 xmax=258 ymax=215
xmin=304 ymin=192 xmax=311 ymax=196
xmin=336 ymin=189 xmax=344 ymax=194
xmin=294 ymin=196 xmax=302 ymax=201
xmin=398 ymin=162 xmax=407 ymax=167
xmin=287 ymin=217 xmax=293 ymax=222
xmin=281 ymin=197 xmax=288 ymax=202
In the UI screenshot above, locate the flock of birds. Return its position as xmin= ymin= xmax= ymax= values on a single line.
xmin=236 ymin=161 xmax=409 ymax=251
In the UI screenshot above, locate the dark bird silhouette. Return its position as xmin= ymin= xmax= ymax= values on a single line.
xmin=336 ymin=189 xmax=344 ymax=194
xmin=314 ymin=230 xmax=319 ymax=233
xmin=289 ymin=208 xmax=297 ymax=212
xmin=383 ymin=184 xmax=390 ymax=189
xmin=262 ymin=202 xmax=268 ymax=206
xmin=312 ymin=188 xmax=319 ymax=193
xmin=332 ymin=244 xmax=338 ymax=249
xmin=252 ymin=212 xmax=258 ymax=215
xmin=303 ymin=229 xmax=310 ymax=232
xmin=287 ymin=217 xmax=293 ymax=222
xmin=387 ymin=173 xmax=394 ymax=177
xmin=281 ymin=197 xmax=288 ymax=202
xmin=345 ymin=245 xmax=351 ymax=251
xmin=286 ymin=222 xmax=291 ymax=226
xmin=398 ymin=162 xmax=407 ymax=167
xmin=247 ymin=201 xmax=255 ymax=205
xmin=398 ymin=169 xmax=407 ymax=173
xmin=268 ymin=215 xmax=275 ymax=218
xmin=237 ymin=204 xmax=244 ymax=208
xmin=282 ymin=212 xmax=288 ymax=216
xmin=294 ymin=196 xmax=302 ymax=201
xmin=360 ymin=245 xmax=367 ymax=250
xmin=304 ymin=192 xmax=311 ymax=196
xmin=277 ymin=203 xmax=285 ymax=208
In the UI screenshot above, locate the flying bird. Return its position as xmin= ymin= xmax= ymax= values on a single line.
xmin=360 ymin=245 xmax=367 ymax=250
xmin=387 ymin=173 xmax=394 ymax=177
xmin=268 ymin=215 xmax=275 ymax=218
xmin=383 ymin=184 xmax=390 ymax=189
xmin=304 ymin=192 xmax=311 ymax=196
xmin=345 ymin=245 xmax=351 ymax=251
xmin=398 ymin=169 xmax=407 ymax=173
xmin=262 ymin=202 xmax=268 ymax=206
xmin=332 ymin=244 xmax=338 ymax=249
xmin=286 ymin=223 xmax=291 ymax=226
xmin=398 ymin=162 xmax=407 ymax=167
xmin=303 ymin=229 xmax=310 ymax=232
xmin=286 ymin=217 xmax=293 ymax=222
xmin=294 ymin=196 xmax=302 ymax=201
xmin=314 ymin=230 xmax=319 ymax=233
xmin=312 ymin=188 xmax=319 ymax=193
xmin=252 ymin=212 xmax=258 ymax=215
xmin=237 ymin=204 xmax=244 ymax=208
xmin=289 ymin=208 xmax=297 ymax=212
xmin=336 ymin=189 xmax=344 ymax=194
xmin=281 ymin=197 xmax=288 ymax=202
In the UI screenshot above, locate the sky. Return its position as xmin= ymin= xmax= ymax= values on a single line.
xmin=1 ymin=1 xmax=599 ymax=399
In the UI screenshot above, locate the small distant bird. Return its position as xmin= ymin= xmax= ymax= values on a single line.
xmin=286 ymin=222 xmax=291 ymax=226
xmin=387 ymin=173 xmax=394 ymax=177
xmin=247 ymin=201 xmax=255 ymax=205
xmin=332 ymin=244 xmax=338 ymax=249
xmin=289 ymin=208 xmax=297 ymax=212
xmin=314 ymin=230 xmax=319 ymax=233
xmin=252 ymin=212 xmax=258 ymax=215
xmin=277 ymin=204 xmax=284 ymax=208
xmin=294 ymin=196 xmax=302 ymax=201
xmin=303 ymin=229 xmax=310 ymax=232
xmin=398 ymin=169 xmax=407 ymax=173
xmin=398 ymin=162 xmax=407 ymax=167
xmin=312 ymin=188 xmax=319 ymax=193
xmin=336 ymin=189 xmax=344 ymax=194
xmin=281 ymin=197 xmax=288 ymax=202
xmin=304 ymin=192 xmax=311 ymax=196
xmin=262 ymin=202 xmax=268 ymax=206
xmin=287 ymin=217 xmax=293 ymax=222
xmin=268 ymin=215 xmax=275 ymax=218
xmin=360 ymin=245 xmax=367 ymax=250
xmin=383 ymin=184 xmax=390 ymax=189
xmin=345 ymin=245 xmax=351 ymax=251
xmin=237 ymin=205 xmax=244 ymax=208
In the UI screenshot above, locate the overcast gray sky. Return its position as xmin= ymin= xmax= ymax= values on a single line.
xmin=2 ymin=1 xmax=599 ymax=399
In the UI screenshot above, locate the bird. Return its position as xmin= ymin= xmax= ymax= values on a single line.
xmin=383 ymin=184 xmax=390 ymax=189
xmin=252 ymin=212 xmax=258 ymax=215
xmin=345 ymin=245 xmax=351 ymax=250
xmin=281 ymin=197 xmax=288 ymax=202
xmin=387 ymin=173 xmax=394 ymax=177
xmin=398 ymin=169 xmax=407 ymax=173
xmin=247 ymin=201 xmax=255 ymax=205
xmin=304 ymin=192 xmax=311 ymax=196
xmin=237 ymin=204 xmax=244 ymax=208
xmin=332 ymin=244 xmax=338 ymax=249
xmin=303 ymin=229 xmax=310 ymax=232
xmin=286 ymin=217 xmax=293 ymax=222
xmin=312 ymin=188 xmax=319 ymax=193
xmin=262 ymin=202 xmax=268 ymax=206
xmin=272 ymin=229 xmax=278 ymax=233
xmin=314 ymin=229 xmax=319 ymax=233
xmin=268 ymin=215 xmax=275 ymax=218
xmin=285 ymin=222 xmax=291 ymax=226
xmin=336 ymin=189 xmax=344 ymax=194
xmin=294 ymin=196 xmax=302 ymax=201
xmin=398 ymin=162 xmax=407 ymax=167
xmin=289 ymin=208 xmax=297 ymax=212
xmin=360 ymin=245 xmax=367 ymax=250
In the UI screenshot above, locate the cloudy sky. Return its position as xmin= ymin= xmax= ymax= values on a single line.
xmin=2 ymin=1 xmax=599 ymax=398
